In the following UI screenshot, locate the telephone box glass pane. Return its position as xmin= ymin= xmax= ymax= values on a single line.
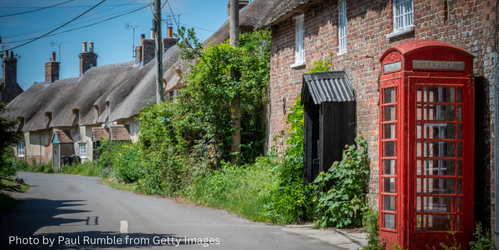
xmin=384 ymin=178 xmax=396 ymax=193
xmin=424 ymin=105 xmax=456 ymax=121
xmin=425 ymin=86 xmax=456 ymax=103
xmin=457 ymin=87 xmax=462 ymax=103
xmin=457 ymin=161 xmax=462 ymax=176
xmin=417 ymin=142 xmax=422 ymax=157
xmin=424 ymin=142 xmax=456 ymax=158
xmin=424 ymin=160 xmax=455 ymax=176
xmin=458 ymin=178 xmax=462 ymax=194
xmin=417 ymin=160 xmax=422 ymax=175
xmin=424 ymin=215 xmax=460 ymax=231
xmin=424 ymin=123 xmax=455 ymax=139
xmin=417 ymin=215 xmax=422 ymax=231
xmin=417 ymin=178 xmax=421 ymax=193
xmin=385 ymin=87 xmax=396 ymax=103
xmin=457 ymin=124 xmax=462 ymax=139
xmin=457 ymin=197 xmax=462 ymax=213
xmin=417 ymin=122 xmax=422 ymax=138
xmin=458 ymin=106 xmax=462 ymax=121
xmin=385 ymin=106 xmax=396 ymax=121
xmin=384 ymin=124 xmax=396 ymax=139
xmin=384 ymin=214 xmax=395 ymax=230
xmin=384 ymin=142 xmax=396 ymax=157
xmin=424 ymin=196 xmax=456 ymax=213
xmin=457 ymin=142 xmax=462 ymax=157
xmin=417 ymin=86 xmax=423 ymax=102
xmin=424 ymin=178 xmax=455 ymax=194
xmin=384 ymin=160 xmax=396 ymax=175
xmin=417 ymin=196 xmax=421 ymax=212
xmin=385 ymin=195 xmax=396 ymax=211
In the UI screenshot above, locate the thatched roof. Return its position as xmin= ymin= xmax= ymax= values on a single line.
xmin=203 ymin=0 xmax=279 ymax=46
xmin=53 ymin=129 xmax=73 ymax=143
xmin=92 ymin=127 xmax=108 ymax=141
xmin=109 ymin=125 xmax=131 ymax=141
xmin=7 ymin=45 xmax=181 ymax=132
xmin=255 ymin=0 xmax=323 ymax=30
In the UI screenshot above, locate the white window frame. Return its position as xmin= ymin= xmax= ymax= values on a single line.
xmin=18 ymin=142 xmax=25 ymax=157
xmin=387 ymin=0 xmax=415 ymax=38
xmin=338 ymin=0 xmax=347 ymax=54
xmin=291 ymin=14 xmax=305 ymax=68
xmin=80 ymin=143 xmax=87 ymax=158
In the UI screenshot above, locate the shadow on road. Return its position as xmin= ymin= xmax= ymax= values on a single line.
xmin=0 ymin=198 xmax=207 ymax=249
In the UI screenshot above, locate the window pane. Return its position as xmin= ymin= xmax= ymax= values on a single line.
xmin=384 ymin=160 xmax=396 ymax=175
xmin=425 ymin=86 xmax=456 ymax=103
xmin=417 ymin=122 xmax=422 ymax=138
xmin=457 ymin=142 xmax=462 ymax=158
xmin=384 ymin=177 xmax=396 ymax=193
xmin=385 ymin=124 xmax=396 ymax=139
xmin=457 ymin=161 xmax=462 ymax=176
xmin=384 ymin=141 xmax=396 ymax=157
xmin=417 ymin=160 xmax=422 ymax=175
xmin=424 ymin=141 xmax=456 ymax=158
xmin=457 ymin=197 xmax=462 ymax=213
xmin=417 ymin=178 xmax=421 ymax=194
xmin=385 ymin=106 xmax=396 ymax=121
xmin=457 ymin=87 xmax=462 ymax=103
xmin=417 ymin=141 xmax=422 ymax=157
xmin=417 ymin=196 xmax=421 ymax=212
xmin=458 ymin=178 xmax=462 ymax=194
xmin=423 ymin=105 xmax=456 ymax=121
xmin=385 ymin=195 xmax=396 ymax=211
xmin=457 ymin=124 xmax=462 ymax=139
xmin=424 ymin=215 xmax=460 ymax=231
xmin=424 ymin=123 xmax=455 ymax=139
xmin=385 ymin=88 xmax=396 ymax=103
xmin=417 ymin=215 xmax=422 ymax=231
xmin=424 ymin=178 xmax=455 ymax=194
xmin=424 ymin=196 xmax=456 ymax=213
xmin=384 ymin=213 xmax=395 ymax=230
xmin=424 ymin=160 xmax=455 ymax=176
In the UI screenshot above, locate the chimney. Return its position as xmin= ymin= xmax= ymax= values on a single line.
xmin=1 ymin=50 xmax=23 ymax=103
xmin=78 ymin=41 xmax=98 ymax=77
xmin=89 ymin=42 xmax=94 ymax=53
xmin=45 ymin=51 xmax=60 ymax=82
xmin=141 ymin=34 xmax=145 ymax=45
xmin=167 ymin=23 xmax=173 ymax=38
xmin=228 ymin=0 xmax=249 ymax=18
xmin=162 ymin=23 xmax=178 ymax=53
xmin=142 ymin=31 xmax=156 ymax=64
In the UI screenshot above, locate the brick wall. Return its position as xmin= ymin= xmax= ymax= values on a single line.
xmin=1 ymin=52 xmax=23 ymax=103
xmin=267 ymin=0 xmax=496 ymax=229
xmin=45 ymin=61 xmax=60 ymax=82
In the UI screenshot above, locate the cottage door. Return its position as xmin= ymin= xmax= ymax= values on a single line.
xmin=53 ymin=144 xmax=60 ymax=171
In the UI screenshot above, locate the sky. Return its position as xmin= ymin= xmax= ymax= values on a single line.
xmin=0 ymin=0 xmax=235 ymax=91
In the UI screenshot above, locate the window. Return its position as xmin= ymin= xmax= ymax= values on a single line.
xmin=80 ymin=143 xmax=87 ymax=158
xmin=132 ymin=119 xmax=141 ymax=136
xmin=292 ymin=14 xmax=305 ymax=67
xmin=338 ymin=0 xmax=347 ymax=54
xmin=393 ymin=0 xmax=413 ymax=31
xmin=18 ymin=142 xmax=25 ymax=157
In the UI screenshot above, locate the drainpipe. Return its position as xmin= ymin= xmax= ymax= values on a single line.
xmin=494 ymin=52 xmax=499 ymax=243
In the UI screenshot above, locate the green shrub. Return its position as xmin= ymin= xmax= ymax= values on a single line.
xmin=0 ymin=151 xmax=17 ymax=176
xmin=314 ymin=137 xmax=370 ymax=228
xmin=0 ymin=193 xmax=17 ymax=213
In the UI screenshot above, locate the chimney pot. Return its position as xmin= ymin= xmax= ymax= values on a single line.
xmin=52 ymin=51 xmax=56 ymax=61
xmin=151 ymin=29 xmax=154 ymax=39
xmin=141 ymin=34 xmax=145 ymax=46
xmin=10 ymin=51 xmax=14 ymax=58
xmin=167 ymin=23 xmax=173 ymax=38
xmin=82 ymin=41 xmax=88 ymax=52
xmin=4 ymin=50 xmax=8 ymax=57
xmin=89 ymin=42 xmax=94 ymax=53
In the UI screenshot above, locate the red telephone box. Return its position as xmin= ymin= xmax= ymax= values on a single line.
xmin=379 ymin=40 xmax=474 ymax=249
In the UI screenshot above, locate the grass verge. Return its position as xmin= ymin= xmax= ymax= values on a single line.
xmin=99 ymin=178 xmax=138 ymax=193
xmin=0 ymin=176 xmax=30 ymax=214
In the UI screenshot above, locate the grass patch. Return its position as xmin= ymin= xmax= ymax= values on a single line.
xmin=63 ymin=160 xmax=101 ymax=177
xmin=188 ymin=162 xmax=273 ymax=222
xmin=99 ymin=178 xmax=139 ymax=193
xmin=1 ymin=176 xmax=30 ymax=193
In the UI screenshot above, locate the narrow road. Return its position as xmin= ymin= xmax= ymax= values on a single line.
xmin=0 ymin=172 xmax=342 ymax=249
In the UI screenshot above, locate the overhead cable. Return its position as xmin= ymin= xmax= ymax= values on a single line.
xmin=0 ymin=0 xmax=74 ymax=18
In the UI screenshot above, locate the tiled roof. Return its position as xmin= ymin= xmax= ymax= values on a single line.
xmin=92 ymin=127 xmax=109 ymax=141
xmin=109 ymin=125 xmax=131 ymax=141
xmin=53 ymin=129 xmax=73 ymax=143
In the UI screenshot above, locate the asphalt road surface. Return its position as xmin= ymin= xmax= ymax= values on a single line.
xmin=0 ymin=172 xmax=342 ymax=249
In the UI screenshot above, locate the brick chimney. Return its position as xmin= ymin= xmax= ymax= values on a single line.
xmin=162 ymin=23 xmax=178 ymax=53
xmin=135 ymin=34 xmax=145 ymax=63
xmin=78 ymin=41 xmax=98 ymax=77
xmin=142 ymin=32 xmax=155 ymax=64
xmin=1 ymin=50 xmax=23 ymax=103
xmin=45 ymin=51 xmax=60 ymax=82
xmin=227 ymin=0 xmax=249 ymax=18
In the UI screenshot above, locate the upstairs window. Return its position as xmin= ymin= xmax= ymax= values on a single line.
xmin=338 ymin=0 xmax=347 ymax=54
xmin=18 ymin=142 xmax=25 ymax=157
xmin=132 ymin=118 xmax=141 ymax=136
xmin=292 ymin=14 xmax=305 ymax=67
xmin=394 ymin=0 xmax=413 ymax=31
